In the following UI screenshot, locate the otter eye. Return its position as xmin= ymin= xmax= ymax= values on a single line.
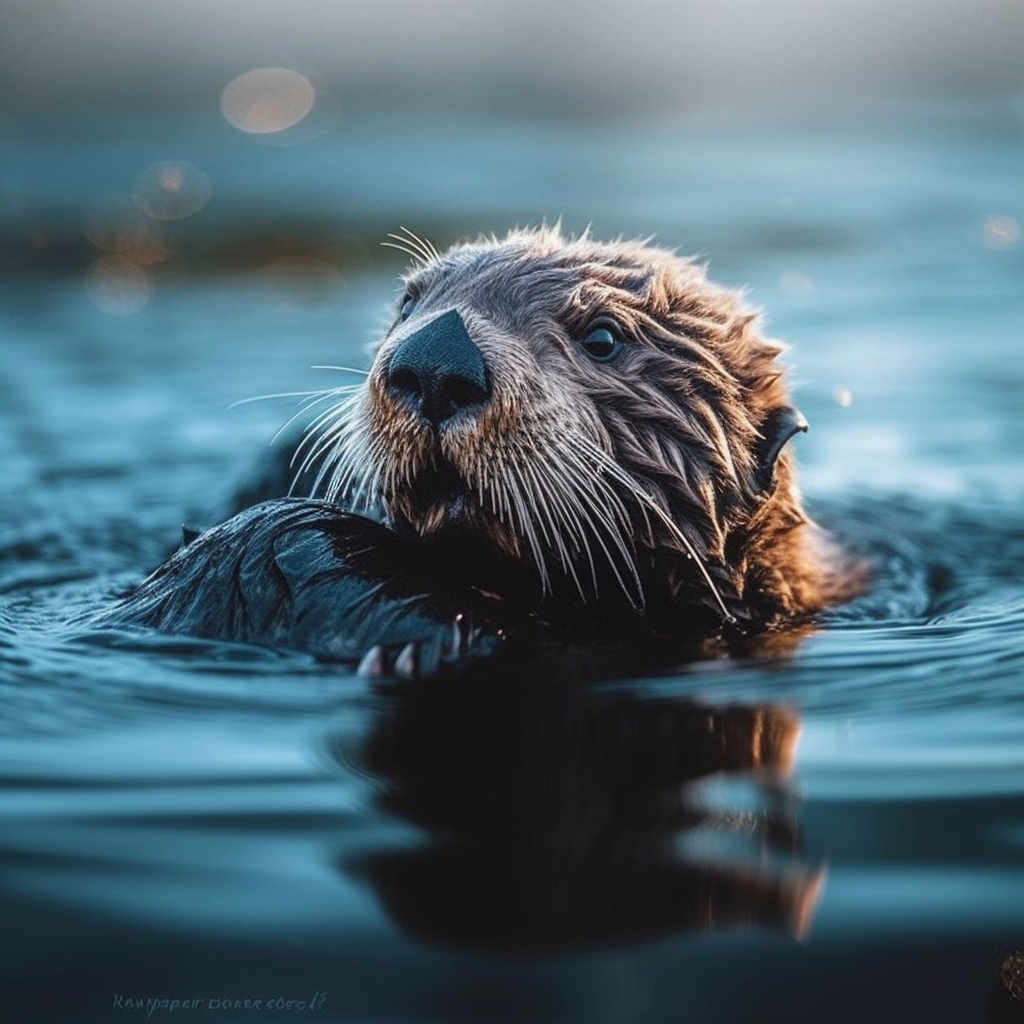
xmin=581 ymin=324 xmax=623 ymax=363
xmin=399 ymin=295 xmax=418 ymax=322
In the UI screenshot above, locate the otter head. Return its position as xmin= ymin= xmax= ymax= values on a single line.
xmin=302 ymin=227 xmax=838 ymax=629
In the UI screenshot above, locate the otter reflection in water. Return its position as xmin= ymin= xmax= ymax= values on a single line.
xmin=337 ymin=674 xmax=823 ymax=953
xmin=102 ymin=227 xmax=860 ymax=667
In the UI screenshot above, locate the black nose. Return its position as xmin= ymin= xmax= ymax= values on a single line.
xmin=386 ymin=309 xmax=491 ymax=428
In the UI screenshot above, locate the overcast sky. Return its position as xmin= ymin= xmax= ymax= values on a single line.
xmin=1 ymin=0 xmax=1022 ymax=123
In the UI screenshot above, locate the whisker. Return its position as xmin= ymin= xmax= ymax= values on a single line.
xmin=519 ymin=456 xmax=593 ymax=602
xmin=572 ymin=439 xmax=738 ymax=625
xmin=289 ymin=394 xmax=364 ymax=482
xmin=301 ymin=419 xmax=367 ymax=504
xmin=268 ymin=389 xmax=362 ymax=446
xmin=383 ymin=229 xmax=437 ymax=267
xmin=321 ymin=424 xmax=375 ymax=505
xmin=288 ymin=394 xmax=363 ymax=462
xmin=561 ymin=443 xmax=638 ymax=534
xmin=554 ymin=463 xmax=644 ymax=610
xmin=327 ymin=450 xmax=367 ymax=506
xmin=509 ymin=459 xmax=571 ymax=598
xmin=228 ymin=389 xmax=342 ymax=410
xmin=495 ymin=439 xmax=643 ymax=609
xmin=381 ymin=240 xmax=427 ymax=266
xmin=296 ymin=391 xmax=364 ymax=440
xmin=310 ymin=365 xmax=370 ymax=376
xmin=556 ymin=473 xmax=630 ymax=598
xmin=293 ymin=416 xmax=359 ymax=485
xmin=389 ymin=232 xmax=428 ymax=263
xmin=397 ymin=225 xmax=441 ymax=262
xmin=503 ymin=465 xmax=551 ymax=596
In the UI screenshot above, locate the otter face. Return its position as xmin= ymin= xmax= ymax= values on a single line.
xmin=300 ymin=227 xmax=824 ymax=623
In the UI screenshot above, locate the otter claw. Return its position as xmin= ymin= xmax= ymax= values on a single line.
xmin=356 ymin=645 xmax=387 ymax=678
xmin=451 ymin=615 xmax=468 ymax=657
xmin=394 ymin=642 xmax=420 ymax=680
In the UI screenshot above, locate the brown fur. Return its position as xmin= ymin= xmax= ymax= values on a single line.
xmin=317 ymin=227 xmax=857 ymax=630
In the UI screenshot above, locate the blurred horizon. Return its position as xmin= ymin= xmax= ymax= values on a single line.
xmin=0 ymin=0 xmax=1021 ymax=291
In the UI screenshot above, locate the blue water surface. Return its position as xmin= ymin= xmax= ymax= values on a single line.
xmin=1 ymin=102 xmax=1023 ymax=1023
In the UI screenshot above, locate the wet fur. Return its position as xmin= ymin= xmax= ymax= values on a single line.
xmin=306 ymin=227 xmax=857 ymax=629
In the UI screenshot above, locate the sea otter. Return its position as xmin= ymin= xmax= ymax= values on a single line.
xmin=101 ymin=227 xmax=856 ymax=675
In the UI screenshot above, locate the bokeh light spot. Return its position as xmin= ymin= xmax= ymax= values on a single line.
xmin=220 ymin=68 xmax=316 ymax=134
xmin=133 ymin=161 xmax=212 ymax=220
xmin=833 ymin=387 xmax=854 ymax=408
xmin=982 ymin=214 xmax=1020 ymax=250
xmin=84 ymin=196 xmax=168 ymax=264
xmin=84 ymin=257 xmax=152 ymax=316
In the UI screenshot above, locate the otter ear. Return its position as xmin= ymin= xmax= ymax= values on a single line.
xmin=753 ymin=406 xmax=808 ymax=494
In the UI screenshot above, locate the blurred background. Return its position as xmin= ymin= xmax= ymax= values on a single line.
xmin=2 ymin=7 xmax=1024 ymax=1024
xmin=1 ymin=0 xmax=1021 ymax=497
xmin=1 ymin=0 xmax=1021 ymax=288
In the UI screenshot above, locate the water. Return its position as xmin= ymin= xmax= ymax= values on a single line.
xmin=2 ymin=103 xmax=1024 ymax=1023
